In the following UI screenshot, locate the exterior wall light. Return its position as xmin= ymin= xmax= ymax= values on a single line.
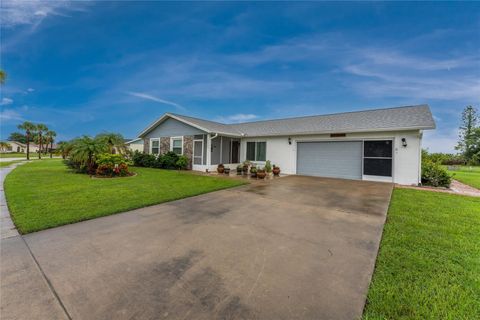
xmin=401 ymin=138 xmax=407 ymax=147
xmin=288 ymin=137 xmax=292 ymax=145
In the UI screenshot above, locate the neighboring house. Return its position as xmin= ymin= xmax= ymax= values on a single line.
xmin=125 ymin=138 xmax=144 ymax=153
xmin=137 ymin=104 xmax=435 ymax=185
xmin=0 ymin=141 xmax=40 ymax=153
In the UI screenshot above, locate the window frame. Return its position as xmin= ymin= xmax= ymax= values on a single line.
xmin=149 ymin=138 xmax=160 ymax=155
xmin=170 ymin=136 xmax=184 ymax=155
xmin=362 ymin=140 xmax=393 ymax=177
xmin=246 ymin=141 xmax=267 ymax=162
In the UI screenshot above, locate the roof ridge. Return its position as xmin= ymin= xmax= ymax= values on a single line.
xmin=228 ymin=104 xmax=429 ymax=126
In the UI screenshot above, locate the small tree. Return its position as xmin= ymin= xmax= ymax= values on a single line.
xmin=95 ymin=133 xmax=126 ymax=154
xmin=70 ymin=136 xmax=108 ymax=174
xmin=17 ymin=121 xmax=36 ymax=160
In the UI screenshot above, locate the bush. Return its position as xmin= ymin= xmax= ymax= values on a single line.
xmin=176 ymin=155 xmax=189 ymax=170
xmin=96 ymin=153 xmax=129 ymax=166
xmin=421 ymin=159 xmax=452 ymax=187
xmin=132 ymin=151 xmax=157 ymax=167
xmin=158 ymin=151 xmax=179 ymax=169
xmin=264 ymin=160 xmax=272 ymax=173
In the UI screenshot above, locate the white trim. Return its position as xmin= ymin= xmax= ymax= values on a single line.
xmin=125 ymin=138 xmax=143 ymax=144
xmin=193 ymin=139 xmax=204 ymax=165
xmin=149 ymin=138 xmax=160 ymax=155
xmin=170 ymin=136 xmax=184 ymax=155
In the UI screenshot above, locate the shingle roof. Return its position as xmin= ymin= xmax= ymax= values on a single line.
xmin=141 ymin=104 xmax=435 ymax=138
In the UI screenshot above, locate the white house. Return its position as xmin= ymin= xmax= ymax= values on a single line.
xmin=136 ymin=104 xmax=436 ymax=185
xmin=0 ymin=141 xmax=40 ymax=153
xmin=125 ymin=138 xmax=144 ymax=153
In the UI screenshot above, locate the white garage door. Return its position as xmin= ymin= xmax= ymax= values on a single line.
xmin=296 ymin=141 xmax=362 ymax=180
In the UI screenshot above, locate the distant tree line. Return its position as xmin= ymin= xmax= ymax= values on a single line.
xmin=424 ymin=105 xmax=480 ymax=166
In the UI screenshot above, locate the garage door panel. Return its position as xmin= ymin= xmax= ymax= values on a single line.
xmin=297 ymin=141 xmax=362 ymax=180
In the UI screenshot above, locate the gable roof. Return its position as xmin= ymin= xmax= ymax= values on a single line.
xmin=139 ymin=104 xmax=435 ymax=138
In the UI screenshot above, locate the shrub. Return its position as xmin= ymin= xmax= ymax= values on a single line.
xmin=421 ymin=159 xmax=452 ymax=187
xmin=264 ymin=160 xmax=272 ymax=173
xmin=159 ymin=151 xmax=179 ymax=169
xmin=96 ymin=153 xmax=129 ymax=166
xmin=96 ymin=164 xmax=114 ymax=177
xmin=176 ymin=155 xmax=189 ymax=170
xmin=132 ymin=151 xmax=157 ymax=167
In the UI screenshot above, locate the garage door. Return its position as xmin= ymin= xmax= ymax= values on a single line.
xmin=297 ymin=141 xmax=362 ymax=180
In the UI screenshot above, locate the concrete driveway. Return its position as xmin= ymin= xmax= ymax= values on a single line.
xmin=1 ymin=176 xmax=392 ymax=320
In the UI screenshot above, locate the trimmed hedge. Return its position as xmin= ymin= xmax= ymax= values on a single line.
xmin=132 ymin=151 xmax=189 ymax=170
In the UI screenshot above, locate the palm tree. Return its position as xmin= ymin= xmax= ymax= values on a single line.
xmin=17 ymin=121 xmax=36 ymax=160
xmin=57 ymin=141 xmax=72 ymax=159
xmin=46 ymin=130 xmax=57 ymax=158
xmin=70 ymin=136 xmax=108 ymax=174
xmin=36 ymin=124 xmax=48 ymax=159
xmin=0 ymin=142 xmax=11 ymax=152
xmin=0 ymin=69 xmax=6 ymax=85
xmin=95 ymin=133 xmax=126 ymax=154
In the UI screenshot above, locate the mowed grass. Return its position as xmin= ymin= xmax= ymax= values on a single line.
xmin=0 ymin=152 xmax=26 ymax=158
xmin=363 ymin=188 xmax=480 ymax=319
xmin=5 ymin=160 xmax=245 ymax=234
xmin=0 ymin=160 xmax=23 ymax=168
xmin=446 ymin=165 xmax=480 ymax=189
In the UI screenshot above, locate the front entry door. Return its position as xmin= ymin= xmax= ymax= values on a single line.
xmin=231 ymin=141 xmax=240 ymax=163
xmin=193 ymin=140 xmax=203 ymax=165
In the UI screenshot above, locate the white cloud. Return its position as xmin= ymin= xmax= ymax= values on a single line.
xmin=0 ymin=109 xmax=24 ymax=122
xmin=127 ymin=91 xmax=186 ymax=111
xmin=0 ymin=98 xmax=13 ymax=105
xmin=1 ymin=0 xmax=81 ymax=29
xmin=27 ymin=88 xmax=35 ymax=92
xmin=215 ymin=113 xmax=258 ymax=123
xmin=422 ymin=129 xmax=459 ymax=154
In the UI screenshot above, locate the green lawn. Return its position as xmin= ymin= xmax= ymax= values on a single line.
xmin=5 ymin=159 xmax=245 ymax=234
xmin=0 ymin=160 xmax=23 ymax=168
xmin=446 ymin=165 xmax=480 ymax=189
xmin=0 ymin=152 xmax=26 ymax=158
xmin=363 ymin=188 xmax=480 ymax=319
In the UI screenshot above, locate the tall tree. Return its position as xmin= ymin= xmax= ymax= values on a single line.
xmin=46 ymin=130 xmax=57 ymax=158
xmin=0 ymin=69 xmax=6 ymax=85
xmin=8 ymin=132 xmax=27 ymax=144
xmin=456 ymin=106 xmax=478 ymax=161
xmin=17 ymin=122 xmax=36 ymax=160
xmin=36 ymin=124 xmax=48 ymax=159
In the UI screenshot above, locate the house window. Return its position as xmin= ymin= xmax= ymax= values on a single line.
xmin=150 ymin=139 xmax=160 ymax=155
xmin=246 ymin=141 xmax=266 ymax=161
xmin=363 ymin=140 xmax=392 ymax=177
xmin=171 ymin=137 xmax=183 ymax=155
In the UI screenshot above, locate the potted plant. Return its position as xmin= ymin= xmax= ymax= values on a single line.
xmin=224 ymin=167 xmax=231 ymax=175
xmin=272 ymin=164 xmax=281 ymax=176
xmin=265 ymin=160 xmax=272 ymax=176
xmin=242 ymin=160 xmax=250 ymax=175
xmin=256 ymin=168 xmax=266 ymax=179
xmin=236 ymin=165 xmax=243 ymax=175
xmin=250 ymin=166 xmax=257 ymax=178
xmin=217 ymin=164 xmax=225 ymax=174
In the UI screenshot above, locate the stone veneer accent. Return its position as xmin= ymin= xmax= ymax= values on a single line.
xmin=160 ymin=137 xmax=170 ymax=155
xmin=143 ymin=138 xmax=149 ymax=153
xmin=183 ymin=135 xmax=194 ymax=169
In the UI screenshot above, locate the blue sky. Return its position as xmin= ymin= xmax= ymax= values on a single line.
xmin=1 ymin=1 xmax=479 ymax=152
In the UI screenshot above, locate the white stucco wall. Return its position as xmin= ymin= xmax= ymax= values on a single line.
xmin=239 ymin=130 xmax=423 ymax=185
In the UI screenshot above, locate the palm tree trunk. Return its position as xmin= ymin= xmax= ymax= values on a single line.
xmin=26 ymin=134 xmax=30 ymax=160
xmin=50 ymin=141 xmax=53 ymax=158
xmin=38 ymin=134 xmax=42 ymax=159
